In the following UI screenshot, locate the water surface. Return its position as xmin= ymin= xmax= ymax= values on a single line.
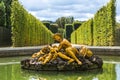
xmin=0 ymin=56 xmax=120 ymax=80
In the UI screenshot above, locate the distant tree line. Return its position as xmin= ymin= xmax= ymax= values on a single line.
xmin=42 ymin=16 xmax=82 ymax=41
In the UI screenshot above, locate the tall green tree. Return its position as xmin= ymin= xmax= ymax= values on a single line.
xmin=56 ymin=16 xmax=74 ymax=28
xmin=0 ymin=0 xmax=12 ymax=28
xmin=0 ymin=1 xmax=6 ymax=26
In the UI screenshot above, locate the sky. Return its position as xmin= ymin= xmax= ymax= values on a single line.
xmin=18 ymin=0 xmax=120 ymax=22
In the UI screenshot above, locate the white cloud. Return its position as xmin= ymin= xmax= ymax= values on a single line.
xmin=116 ymin=15 xmax=120 ymax=22
xmin=19 ymin=0 xmax=119 ymax=22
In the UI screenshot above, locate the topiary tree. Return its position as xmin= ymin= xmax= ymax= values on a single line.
xmin=65 ymin=24 xmax=74 ymax=41
xmin=73 ymin=21 xmax=82 ymax=30
xmin=56 ymin=16 xmax=74 ymax=28
xmin=49 ymin=24 xmax=58 ymax=33
xmin=43 ymin=22 xmax=50 ymax=29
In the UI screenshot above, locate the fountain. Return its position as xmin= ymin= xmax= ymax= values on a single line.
xmin=21 ymin=33 xmax=103 ymax=71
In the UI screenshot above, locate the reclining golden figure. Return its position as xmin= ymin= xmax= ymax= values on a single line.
xmin=31 ymin=44 xmax=74 ymax=65
xmin=41 ymin=45 xmax=74 ymax=65
xmin=53 ymin=33 xmax=82 ymax=65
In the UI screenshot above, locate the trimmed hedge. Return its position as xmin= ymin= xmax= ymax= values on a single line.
xmin=71 ymin=19 xmax=93 ymax=45
xmin=0 ymin=1 xmax=6 ymax=26
xmin=73 ymin=21 xmax=81 ymax=30
xmin=0 ymin=27 xmax=11 ymax=46
xmin=71 ymin=30 xmax=77 ymax=44
xmin=49 ymin=24 xmax=58 ymax=33
xmin=115 ymin=23 xmax=120 ymax=45
xmin=43 ymin=22 xmax=50 ymax=29
xmin=65 ymin=24 xmax=74 ymax=41
xmin=71 ymin=0 xmax=116 ymax=46
xmin=0 ymin=0 xmax=12 ymax=28
xmin=93 ymin=0 xmax=116 ymax=46
xmin=11 ymin=0 xmax=53 ymax=47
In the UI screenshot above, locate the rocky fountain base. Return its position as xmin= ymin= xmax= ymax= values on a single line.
xmin=21 ymin=55 xmax=103 ymax=71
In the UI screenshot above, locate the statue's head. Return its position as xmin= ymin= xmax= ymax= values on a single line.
xmin=53 ymin=33 xmax=63 ymax=42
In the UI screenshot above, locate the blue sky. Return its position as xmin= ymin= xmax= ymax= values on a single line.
xmin=19 ymin=0 xmax=120 ymax=22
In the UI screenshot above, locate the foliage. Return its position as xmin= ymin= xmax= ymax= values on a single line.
xmin=11 ymin=0 xmax=53 ymax=47
xmin=71 ymin=0 xmax=116 ymax=46
xmin=115 ymin=22 xmax=120 ymax=45
xmin=49 ymin=24 xmax=58 ymax=33
xmin=58 ymin=28 xmax=65 ymax=38
xmin=93 ymin=0 xmax=116 ymax=46
xmin=0 ymin=0 xmax=12 ymax=28
xmin=43 ymin=22 xmax=50 ymax=29
xmin=0 ymin=1 xmax=6 ymax=26
xmin=0 ymin=27 xmax=11 ymax=46
xmin=56 ymin=16 xmax=74 ymax=28
xmin=65 ymin=24 xmax=74 ymax=41
xmin=73 ymin=21 xmax=82 ymax=30
xmin=71 ymin=19 xmax=93 ymax=45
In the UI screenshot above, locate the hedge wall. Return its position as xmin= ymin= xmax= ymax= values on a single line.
xmin=65 ymin=24 xmax=74 ymax=41
xmin=0 ymin=27 xmax=11 ymax=46
xmin=71 ymin=19 xmax=93 ymax=45
xmin=73 ymin=21 xmax=81 ymax=30
xmin=0 ymin=1 xmax=6 ymax=27
xmin=0 ymin=0 xmax=12 ymax=28
xmin=43 ymin=22 xmax=50 ymax=29
xmin=71 ymin=30 xmax=77 ymax=44
xmin=49 ymin=24 xmax=58 ymax=33
xmin=115 ymin=23 xmax=120 ymax=45
xmin=71 ymin=0 xmax=116 ymax=46
xmin=11 ymin=0 xmax=53 ymax=47
xmin=93 ymin=0 xmax=116 ymax=46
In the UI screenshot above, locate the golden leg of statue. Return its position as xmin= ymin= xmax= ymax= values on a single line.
xmin=42 ymin=53 xmax=52 ymax=65
xmin=66 ymin=48 xmax=82 ymax=65
xmin=57 ymin=52 xmax=74 ymax=64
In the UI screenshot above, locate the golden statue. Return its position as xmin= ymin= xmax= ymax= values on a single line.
xmin=53 ymin=33 xmax=82 ymax=65
xmin=31 ymin=46 xmax=50 ymax=58
xmin=41 ymin=45 xmax=74 ymax=65
xmin=79 ymin=46 xmax=93 ymax=58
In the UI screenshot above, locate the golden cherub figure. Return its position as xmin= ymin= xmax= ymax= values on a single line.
xmin=53 ymin=33 xmax=82 ymax=65
xmin=79 ymin=46 xmax=93 ymax=58
xmin=41 ymin=45 xmax=74 ymax=65
xmin=31 ymin=46 xmax=50 ymax=58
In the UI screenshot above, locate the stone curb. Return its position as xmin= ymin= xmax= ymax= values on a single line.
xmin=0 ymin=46 xmax=46 ymax=57
xmin=0 ymin=44 xmax=120 ymax=57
